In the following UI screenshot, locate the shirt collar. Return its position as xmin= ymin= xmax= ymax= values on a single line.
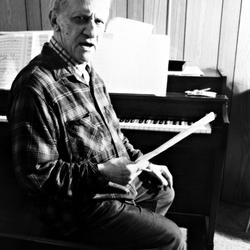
xmin=49 ymin=36 xmax=77 ymax=67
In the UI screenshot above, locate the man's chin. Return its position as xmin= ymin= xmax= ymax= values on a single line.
xmin=76 ymin=53 xmax=93 ymax=64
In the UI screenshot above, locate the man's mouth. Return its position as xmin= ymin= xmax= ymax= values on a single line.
xmin=79 ymin=42 xmax=95 ymax=50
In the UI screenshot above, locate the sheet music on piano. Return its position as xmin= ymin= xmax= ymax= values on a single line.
xmin=92 ymin=18 xmax=170 ymax=96
xmin=0 ymin=30 xmax=53 ymax=90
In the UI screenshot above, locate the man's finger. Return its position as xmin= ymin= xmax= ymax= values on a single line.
xmin=154 ymin=170 xmax=169 ymax=187
xmin=161 ymin=171 xmax=173 ymax=188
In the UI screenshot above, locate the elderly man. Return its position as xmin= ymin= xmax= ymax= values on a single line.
xmin=8 ymin=0 xmax=184 ymax=249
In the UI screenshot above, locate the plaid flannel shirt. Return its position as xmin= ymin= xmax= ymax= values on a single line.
xmin=8 ymin=38 xmax=142 ymax=204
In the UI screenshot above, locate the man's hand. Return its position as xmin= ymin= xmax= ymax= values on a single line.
xmin=98 ymin=157 xmax=148 ymax=186
xmin=146 ymin=163 xmax=173 ymax=188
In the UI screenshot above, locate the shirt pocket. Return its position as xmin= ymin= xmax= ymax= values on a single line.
xmin=65 ymin=110 xmax=103 ymax=162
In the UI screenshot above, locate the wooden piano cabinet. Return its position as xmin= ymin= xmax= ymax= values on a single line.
xmin=166 ymin=62 xmax=228 ymax=249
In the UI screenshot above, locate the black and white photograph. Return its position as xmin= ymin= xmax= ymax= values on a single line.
xmin=0 ymin=0 xmax=249 ymax=249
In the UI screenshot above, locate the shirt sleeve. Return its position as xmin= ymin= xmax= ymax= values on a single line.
xmin=8 ymin=85 xmax=108 ymax=202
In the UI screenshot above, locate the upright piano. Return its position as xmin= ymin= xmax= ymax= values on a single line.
xmin=109 ymin=62 xmax=229 ymax=250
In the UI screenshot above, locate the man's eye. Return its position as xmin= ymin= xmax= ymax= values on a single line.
xmin=73 ymin=16 xmax=88 ymax=24
xmin=95 ymin=18 xmax=104 ymax=25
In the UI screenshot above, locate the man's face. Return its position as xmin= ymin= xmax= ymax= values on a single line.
xmin=54 ymin=0 xmax=110 ymax=63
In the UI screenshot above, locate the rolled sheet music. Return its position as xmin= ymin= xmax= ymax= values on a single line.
xmin=136 ymin=112 xmax=216 ymax=163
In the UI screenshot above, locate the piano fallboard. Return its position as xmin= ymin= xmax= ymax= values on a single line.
xmin=110 ymin=92 xmax=228 ymax=127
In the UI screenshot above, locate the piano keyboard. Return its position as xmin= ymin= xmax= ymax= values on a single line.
xmin=119 ymin=118 xmax=212 ymax=134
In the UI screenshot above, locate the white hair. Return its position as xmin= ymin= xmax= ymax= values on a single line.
xmin=49 ymin=0 xmax=112 ymax=14
xmin=49 ymin=0 xmax=68 ymax=14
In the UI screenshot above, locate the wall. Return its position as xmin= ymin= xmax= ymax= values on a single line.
xmin=219 ymin=0 xmax=250 ymax=204
xmin=0 ymin=0 xmax=249 ymax=205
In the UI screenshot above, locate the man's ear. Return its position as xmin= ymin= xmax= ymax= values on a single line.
xmin=49 ymin=11 xmax=60 ymax=31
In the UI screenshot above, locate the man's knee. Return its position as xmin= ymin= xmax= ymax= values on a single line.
xmin=159 ymin=186 xmax=175 ymax=204
xmin=155 ymin=186 xmax=175 ymax=215
xmin=165 ymin=186 xmax=175 ymax=204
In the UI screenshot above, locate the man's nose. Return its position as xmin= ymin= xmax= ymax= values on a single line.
xmin=83 ymin=20 xmax=97 ymax=38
